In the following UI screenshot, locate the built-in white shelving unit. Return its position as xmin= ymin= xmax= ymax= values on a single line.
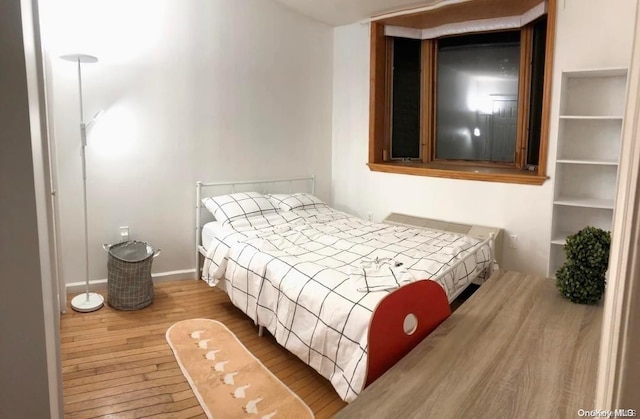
xmin=548 ymin=67 xmax=628 ymax=277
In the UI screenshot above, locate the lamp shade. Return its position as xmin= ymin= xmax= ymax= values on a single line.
xmin=60 ymin=54 xmax=98 ymax=63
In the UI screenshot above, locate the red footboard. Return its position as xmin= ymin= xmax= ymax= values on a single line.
xmin=365 ymin=280 xmax=451 ymax=387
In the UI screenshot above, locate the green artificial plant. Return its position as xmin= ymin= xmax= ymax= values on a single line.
xmin=555 ymin=226 xmax=611 ymax=305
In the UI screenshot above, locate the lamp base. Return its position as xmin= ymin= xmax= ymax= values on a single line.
xmin=71 ymin=292 xmax=104 ymax=312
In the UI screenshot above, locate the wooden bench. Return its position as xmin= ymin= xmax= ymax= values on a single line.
xmin=336 ymin=270 xmax=603 ymax=419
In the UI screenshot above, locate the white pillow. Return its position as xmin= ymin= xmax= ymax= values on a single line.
xmin=267 ymin=193 xmax=327 ymax=211
xmin=202 ymin=192 xmax=278 ymax=225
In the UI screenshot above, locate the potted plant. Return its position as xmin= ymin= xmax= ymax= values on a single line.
xmin=555 ymin=226 xmax=612 ymax=304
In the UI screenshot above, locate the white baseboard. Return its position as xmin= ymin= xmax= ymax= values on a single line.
xmin=65 ymin=269 xmax=197 ymax=294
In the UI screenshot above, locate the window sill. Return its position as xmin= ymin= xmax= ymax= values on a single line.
xmin=367 ymin=161 xmax=548 ymax=185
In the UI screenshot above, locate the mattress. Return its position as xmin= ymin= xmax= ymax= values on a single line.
xmin=201 ymin=221 xmax=224 ymax=251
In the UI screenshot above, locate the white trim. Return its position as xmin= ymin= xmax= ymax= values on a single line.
xmin=384 ymin=3 xmax=546 ymax=40
xmin=384 ymin=26 xmax=422 ymax=39
xmin=521 ymin=2 xmax=547 ymax=25
xmin=596 ymin=3 xmax=640 ymax=407
xmin=421 ymin=15 xmax=521 ymax=39
xmin=65 ymin=269 xmax=196 ymax=294
xmin=20 ymin=0 xmax=63 ymax=417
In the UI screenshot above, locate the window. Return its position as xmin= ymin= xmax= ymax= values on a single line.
xmin=436 ymin=31 xmax=522 ymax=164
xmin=368 ymin=1 xmax=556 ymax=185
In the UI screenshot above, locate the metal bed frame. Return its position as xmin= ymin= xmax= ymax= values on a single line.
xmin=195 ymin=175 xmax=316 ymax=279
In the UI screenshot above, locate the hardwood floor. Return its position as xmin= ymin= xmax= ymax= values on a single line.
xmin=337 ymin=271 xmax=604 ymax=418
xmin=61 ymin=279 xmax=347 ymax=418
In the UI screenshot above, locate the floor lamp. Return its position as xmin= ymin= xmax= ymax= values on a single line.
xmin=61 ymin=53 xmax=105 ymax=312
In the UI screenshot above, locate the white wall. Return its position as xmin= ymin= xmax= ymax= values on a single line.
xmin=39 ymin=0 xmax=333 ymax=286
xmin=332 ymin=0 xmax=637 ymax=275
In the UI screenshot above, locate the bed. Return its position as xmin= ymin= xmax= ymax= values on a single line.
xmin=194 ymin=176 xmax=496 ymax=402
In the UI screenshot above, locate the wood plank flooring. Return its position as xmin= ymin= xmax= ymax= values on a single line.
xmin=337 ymin=271 xmax=604 ymax=418
xmin=61 ymin=279 xmax=347 ymax=418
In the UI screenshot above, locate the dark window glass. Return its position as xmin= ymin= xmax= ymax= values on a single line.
xmin=526 ymin=17 xmax=548 ymax=167
xmin=391 ymin=38 xmax=421 ymax=159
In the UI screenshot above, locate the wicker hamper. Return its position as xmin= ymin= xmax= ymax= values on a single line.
xmin=104 ymin=241 xmax=160 ymax=310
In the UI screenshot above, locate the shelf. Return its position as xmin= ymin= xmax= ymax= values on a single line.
xmin=561 ymin=73 xmax=627 ymax=116
xmin=551 ymin=232 xmax=571 ymax=245
xmin=556 ymin=159 xmax=618 ymax=166
xmin=555 ymin=164 xmax=617 ymax=204
xmin=549 ymin=67 xmax=626 ymax=277
xmin=562 ymin=67 xmax=628 ymax=78
xmin=553 ymin=197 xmax=614 ymax=209
xmin=557 ymin=119 xmax=622 ymax=162
xmin=559 ymin=115 xmax=623 ymax=120
xmin=552 ymin=206 xmax=613 ymax=234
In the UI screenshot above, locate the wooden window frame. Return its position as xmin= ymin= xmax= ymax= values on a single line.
xmin=368 ymin=1 xmax=556 ymax=185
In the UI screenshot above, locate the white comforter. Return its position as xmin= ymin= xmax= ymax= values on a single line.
xmin=202 ymin=207 xmax=491 ymax=402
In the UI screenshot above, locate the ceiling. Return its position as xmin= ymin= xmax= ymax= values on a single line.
xmin=271 ymin=0 xmax=440 ymax=26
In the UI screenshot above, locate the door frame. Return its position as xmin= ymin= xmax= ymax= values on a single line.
xmin=595 ymin=0 xmax=640 ymax=408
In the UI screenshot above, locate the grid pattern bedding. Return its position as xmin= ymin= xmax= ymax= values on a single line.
xmin=201 ymin=207 xmax=491 ymax=402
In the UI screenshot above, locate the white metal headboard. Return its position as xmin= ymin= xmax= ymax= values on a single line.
xmin=194 ymin=175 xmax=316 ymax=279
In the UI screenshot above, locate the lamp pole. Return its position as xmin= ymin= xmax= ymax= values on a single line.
xmin=60 ymin=54 xmax=104 ymax=312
